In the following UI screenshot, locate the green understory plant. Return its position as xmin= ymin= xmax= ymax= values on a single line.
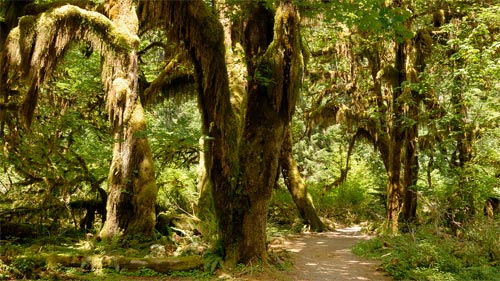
xmin=353 ymin=221 xmax=500 ymax=280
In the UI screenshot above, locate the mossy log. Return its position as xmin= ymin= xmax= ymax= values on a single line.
xmin=46 ymin=254 xmax=203 ymax=273
xmin=0 ymin=222 xmax=39 ymax=239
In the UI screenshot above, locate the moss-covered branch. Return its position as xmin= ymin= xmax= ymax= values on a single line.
xmin=46 ymin=254 xmax=203 ymax=273
xmin=5 ymin=4 xmax=139 ymax=126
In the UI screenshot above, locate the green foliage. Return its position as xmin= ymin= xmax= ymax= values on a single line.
xmin=268 ymin=186 xmax=302 ymax=231
xmin=202 ymin=238 xmax=225 ymax=274
xmin=353 ymin=222 xmax=500 ymax=280
xmin=122 ymin=267 xmax=165 ymax=277
xmin=10 ymin=256 xmax=46 ymax=279
xmin=289 ymin=122 xmax=385 ymax=225
xmin=147 ymin=99 xmax=201 ymax=170
xmin=156 ymin=166 xmax=198 ymax=215
xmin=1 ymin=42 xmax=110 ymax=233
xmin=203 ymin=250 xmax=223 ymax=274
xmin=169 ymin=269 xmax=212 ymax=279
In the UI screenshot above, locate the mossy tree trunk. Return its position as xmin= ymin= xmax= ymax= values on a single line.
xmin=4 ymin=0 xmax=158 ymax=239
xmin=402 ymin=114 xmax=419 ymax=223
xmin=0 ymin=0 xmax=33 ymax=137
xmin=236 ymin=0 xmax=303 ymax=264
xmin=99 ymin=0 xmax=157 ymax=239
xmin=400 ymin=29 xmax=430 ymax=225
xmin=141 ymin=0 xmax=303 ymax=265
xmin=379 ymin=0 xmax=426 ymax=233
xmin=386 ymin=25 xmax=415 ymax=234
xmin=141 ymin=0 xmax=241 ymax=262
xmin=280 ymin=126 xmax=326 ymax=232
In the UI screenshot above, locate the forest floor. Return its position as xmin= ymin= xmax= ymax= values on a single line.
xmin=60 ymin=226 xmax=391 ymax=281
xmin=272 ymin=225 xmax=391 ymax=281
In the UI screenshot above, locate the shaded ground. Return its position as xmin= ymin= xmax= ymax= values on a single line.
xmin=17 ymin=226 xmax=390 ymax=280
xmin=273 ymin=226 xmax=391 ymax=281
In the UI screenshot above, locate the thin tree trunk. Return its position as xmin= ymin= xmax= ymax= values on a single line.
xmin=280 ymin=126 xmax=326 ymax=232
xmin=449 ymin=78 xmax=475 ymax=227
xmin=99 ymin=0 xmax=157 ymax=239
xmin=196 ymin=136 xmax=216 ymax=227
xmin=402 ymin=123 xmax=418 ymax=223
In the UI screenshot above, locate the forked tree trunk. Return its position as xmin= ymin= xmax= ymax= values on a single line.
xmin=99 ymin=0 xmax=157 ymax=239
xmin=384 ymin=1 xmax=423 ymax=232
xmin=141 ymin=0 xmax=302 ymax=265
xmin=280 ymin=126 xmax=326 ymax=232
xmin=385 ymin=17 xmax=412 ymax=233
xmin=141 ymin=0 xmax=242 ymax=263
xmin=144 ymin=0 xmax=301 ymax=264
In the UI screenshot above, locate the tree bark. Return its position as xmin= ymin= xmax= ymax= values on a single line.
xmin=280 ymin=126 xmax=326 ymax=232
xmin=402 ymin=122 xmax=419 ymax=223
xmin=0 ymin=0 xmax=34 ymax=137
xmin=385 ymin=0 xmax=423 ymax=232
xmin=3 ymin=0 xmax=158 ymax=238
xmin=99 ymin=0 xmax=157 ymax=239
xmin=236 ymin=0 xmax=303 ymax=264
xmin=141 ymin=0 xmax=242 ymax=264
xmin=140 ymin=0 xmax=303 ymax=265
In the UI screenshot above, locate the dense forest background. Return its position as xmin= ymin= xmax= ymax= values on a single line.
xmin=1 ymin=0 xmax=499 ymax=280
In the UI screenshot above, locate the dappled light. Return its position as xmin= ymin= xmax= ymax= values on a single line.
xmin=274 ymin=227 xmax=390 ymax=280
xmin=1 ymin=0 xmax=500 ymax=280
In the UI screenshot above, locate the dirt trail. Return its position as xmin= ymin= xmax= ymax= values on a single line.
xmin=275 ymin=226 xmax=391 ymax=281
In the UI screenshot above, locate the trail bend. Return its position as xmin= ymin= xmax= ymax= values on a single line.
xmin=273 ymin=226 xmax=391 ymax=281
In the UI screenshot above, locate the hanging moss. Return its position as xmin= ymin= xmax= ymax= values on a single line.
xmin=261 ymin=0 xmax=303 ymax=119
xmin=6 ymin=2 xmax=158 ymax=239
xmin=5 ymin=4 xmax=138 ymax=127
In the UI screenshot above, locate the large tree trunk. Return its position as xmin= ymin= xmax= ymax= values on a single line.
xmin=384 ymin=0 xmax=423 ymax=232
xmin=141 ymin=0 xmax=242 ymax=264
xmin=236 ymin=1 xmax=303 ymax=264
xmin=280 ymin=126 xmax=326 ymax=232
xmin=99 ymin=0 xmax=157 ymax=239
xmin=140 ymin=0 xmax=302 ymax=265
xmin=400 ymin=27 xmax=428 ymax=225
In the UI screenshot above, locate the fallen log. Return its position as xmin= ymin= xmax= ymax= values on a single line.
xmin=46 ymin=254 xmax=203 ymax=273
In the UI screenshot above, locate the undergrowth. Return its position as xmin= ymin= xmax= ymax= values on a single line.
xmin=353 ymin=221 xmax=500 ymax=280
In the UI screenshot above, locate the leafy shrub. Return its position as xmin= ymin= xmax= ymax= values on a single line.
xmin=11 ymin=256 xmax=46 ymax=279
xmin=353 ymin=223 xmax=500 ymax=280
xmin=268 ymin=187 xmax=300 ymax=229
xmin=203 ymin=240 xmax=224 ymax=274
xmin=310 ymin=180 xmax=384 ymax=225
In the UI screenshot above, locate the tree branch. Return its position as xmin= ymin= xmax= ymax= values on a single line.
xmin=6 ymin=4 xmax=139 ymax=127
xmin=138 ymin=41 xmax=167 ymax=57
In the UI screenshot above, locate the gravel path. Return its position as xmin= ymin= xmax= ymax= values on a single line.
xmin=276 ymin=226 xmax=391 ymax=281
